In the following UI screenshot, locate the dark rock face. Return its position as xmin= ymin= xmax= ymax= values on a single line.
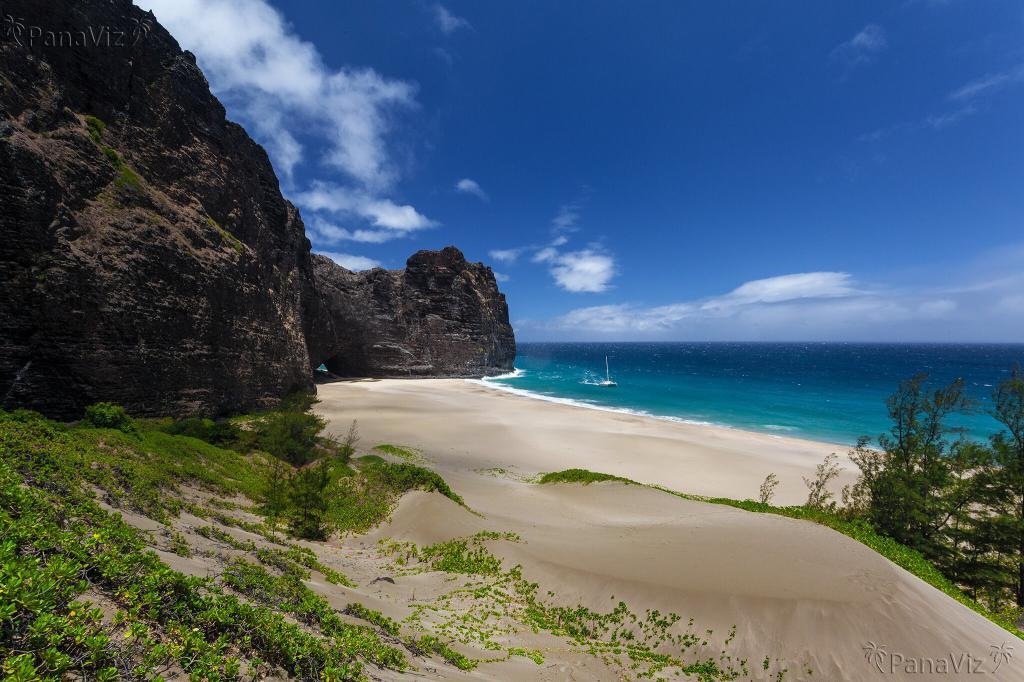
xmin=0 ymin=0 xmax=514 ymax=419
xmin=309 ymin=248 xmax=515 ymax=378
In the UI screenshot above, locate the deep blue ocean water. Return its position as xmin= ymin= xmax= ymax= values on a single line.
xmin=478 ymin=343 xmax=1024 ymax=446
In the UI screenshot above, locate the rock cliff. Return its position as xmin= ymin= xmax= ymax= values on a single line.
xmin=0 ymin=0 xmax=513 ymax=419
xmin=310 ymin=248 xmax=515 ymax=378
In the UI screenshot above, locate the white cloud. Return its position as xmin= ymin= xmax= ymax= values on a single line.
xmin=949 ymin=64 xmax=1024 ymax=101
xmin=550 ymin=250 xmax=616 ymax=293
xmin=139 ymin=0 xmax=417 ymax=191
xmin=294 ymin=183 xmax=436 ymax=236
xmin=455 ymin=178 xmax=488 ymax=200
xmin=519 ymin=259 xmax=1024 ymax=341
xmin=493 ymin=272 xmax=510 ymax=283
xmin=434 ymin=4 xmax=470 ymax=35
xmin=489 ymin=248 xmax=526 ymax=263
xmin=702 ymin=272 xmax=857 ymax=310
xmin=318 ymin=251 xmax=382 ymax=271
xmin=831 ymin=24 xmax=887 ymax=67
xmin=307 ymin=216 xmax=398 ymax=244
xmin=551 ymin=203 xmax=580 ymax=231
xmin=532 ymin=247 xmax=560 ymax=264
xmin=924 ymin=104 xmax=978 ymax=130
xmin=556 ymin=303 xmax=694 ymax=333
xmin=138 ymin=0 xmax=433 ymax=254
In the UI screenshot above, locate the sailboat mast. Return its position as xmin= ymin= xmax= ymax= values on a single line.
xmin=605 ymin=355 xmax=610 ymax=380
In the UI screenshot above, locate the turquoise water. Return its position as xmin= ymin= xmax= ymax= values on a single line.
xmin=478 ymin=343 xmax=1024 ymax=446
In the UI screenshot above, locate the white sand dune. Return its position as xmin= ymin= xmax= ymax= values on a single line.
xmin=316 ymin=378 xmax=1022 ymax=681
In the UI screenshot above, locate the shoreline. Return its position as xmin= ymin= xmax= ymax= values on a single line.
xmin=469 ymin=374 xmax=856 ymax=451
xmin=315 ymin=377 xmax=856 ymax=507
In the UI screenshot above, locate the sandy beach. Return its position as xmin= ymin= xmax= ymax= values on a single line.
xmin=313 ymin=378 xmax=1021 ymax=681
xmin=317 ymin=377 xmax=855 ymax=506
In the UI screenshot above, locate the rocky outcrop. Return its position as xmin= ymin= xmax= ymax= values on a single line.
xmin=309 ymin=248 xmax=515 ymax=378
xmin=0 ymin=0 xmax=513 ymax=419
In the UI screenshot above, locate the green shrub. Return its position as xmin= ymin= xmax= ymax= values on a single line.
xmin=415 ymin=636 xmax=477 ymax=671
xmin=160 ymin=416 xmax=241 ymax=448
xmin=289 ymin=461 xmax=331 ymax=539
xmin=258 ymin=411 xmax=326 ymax=466
xmin=345 ymin=603 xmax=400 ymax=636
xmin=538 ymin=468 xmax=632 ymax=485
xmin=361 ymin=459 xmax=464 ymax=506
xmin=82 ymin=402 xmax=134 ymax=432
xmin=84 ymin=115 xmax=106 ymax=143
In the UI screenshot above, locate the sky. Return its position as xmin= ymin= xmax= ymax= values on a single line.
xmin=138 ymin=0 xmax=1024 ymax=342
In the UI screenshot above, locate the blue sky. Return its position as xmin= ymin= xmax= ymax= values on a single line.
xmin=141 ymin=0 xmax=1024 ymax=341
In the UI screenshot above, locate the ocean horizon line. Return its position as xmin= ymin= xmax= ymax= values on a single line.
xmin=515 ymin=340 xmax=1024 ymax=346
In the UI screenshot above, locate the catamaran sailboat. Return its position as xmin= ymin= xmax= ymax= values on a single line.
xmin=598 ymin=355 xmax=617 ymax=387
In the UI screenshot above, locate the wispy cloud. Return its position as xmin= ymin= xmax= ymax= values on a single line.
xmin=551 ymin=203 xmax=581 ymax=232
xmin=924 ymin=104 xmax=977 ymax=130
xmin=702 ymin=272 xmax=857 ymax=310
xmin=434 ymin=4 xmax=470 ymax=35
xmin=949 ymin=64 xmax=1024 ymax=101
xmin=861 ymin=62 xmax=1024 ymax=140
xmin=531 ymin=246 xmax=559 ymax=263
xmin=306 ymin=216 xmax=398 ymax=244
xmin=295 ymin=183 xmax=436 ymax=241
xmin=487 ymin=199 xmax=616 ymax=292
xmin=317 ymin=251 xmax=383 ymax=271
xmin=455 ymin=177 xmax=488 ymax=201
xmin=488 ymin=247 xmax=527 ymax=263
xmin=521 ymin=260 xmax=1024 ymax=341
xmin=831 ymin=24 xmax=888 ymax=67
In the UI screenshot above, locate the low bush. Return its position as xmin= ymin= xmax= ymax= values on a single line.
xmin=538 ymin=468 xmax=631 ymax=485
xmin=160 ymin=416 xmax=241 ymax=448
xmin=82 ymin=402 xmax=134 ymax=432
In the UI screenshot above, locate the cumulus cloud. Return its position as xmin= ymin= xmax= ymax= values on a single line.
xmin=550 ymin=250 xmax=616 ymax=293
xmin=138 ymin=0 xmax=431 ymax=266
xmin=318 ymin=251 xmax=382 ymax=271
xmin=455 ymin=178 xmax=488 ymax=200
xmin=140 ymin=0 xmax=417 ymax=190
xmin=434 ymin=4 xmax=470 ymax=35
xmin=831 ymin=24 xmax=887 ymax=67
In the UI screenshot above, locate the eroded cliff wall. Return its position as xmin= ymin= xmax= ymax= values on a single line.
xmin=0 ymin=0 xmax=514 ymax=419
xmin=309 ymin=248 xmax=515 ymax=378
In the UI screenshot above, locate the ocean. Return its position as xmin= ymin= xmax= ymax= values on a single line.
xmin=477 ymin=343 xmax=1024 ymax=446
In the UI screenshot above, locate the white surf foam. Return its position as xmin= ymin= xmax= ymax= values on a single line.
xmin=466 ymin=376 xmax=733 ymax=430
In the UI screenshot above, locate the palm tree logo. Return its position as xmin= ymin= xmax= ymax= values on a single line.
xmin=990 ymin=642 xmax=1014 ymax=673
xmin=128 ymin=15 xmax=152 ymax=46
xmin=3 ymin=13 xmax=26 ymax=47
xmin=863 ymin=641 xmax=888 ymax=673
